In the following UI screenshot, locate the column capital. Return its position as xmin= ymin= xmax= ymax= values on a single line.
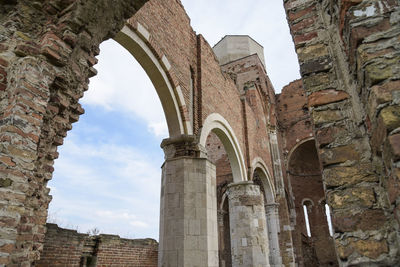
xmin=227 ymin=180 xmax=254 ymax=189
xmin=161 ymin=134 xmax=207 ymax=160
xmin=265 ymin=202 xmax=280 ymax=208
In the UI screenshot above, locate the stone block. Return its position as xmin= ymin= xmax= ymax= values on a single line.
xmin=316 ymin=125 xmax=343 ymax=147
xmin=332 ymin=209 xmax=387 ymax=232
xmin=308 ymin=89 xmax=350 ymax=107
xmin=312 ymin=109 xmax=344 ymax=126
xmin=379 ymin=105 xmax=400 ymax=132
xmin=350 ymin=239 xmax=388 ymax=259
xmin=388 ymin=173 xmax=400 ymax=204
xmin=365 ymin=57 xmax=398 ymax=86
xmin=368 ymin=80 xmax=400 ymax=119
xmin=303 ymin=72 xmax=332 ymax=91
xmin=327 ymin=187 xmax=376 ymax=209
xmin=323 ymin=164 xmax=378 ymax=188
xmin=388 ymin=134 xmax=400 ymax=161
xmin=297 ymin=44 xmax=329 ymax=62
xmin=300 ymin=56 xmax=333 ymax=75
xmin=320 ymin=144 xmax=360 ymax=166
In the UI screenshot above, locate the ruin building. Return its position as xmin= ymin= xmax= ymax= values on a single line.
xmin=0 ymin=0 xmax=399 ymax=266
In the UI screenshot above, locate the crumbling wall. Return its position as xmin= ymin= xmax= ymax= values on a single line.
xmin=0 ymin=0 xmax=283 ymax=265
xmin=284 ymin=0 xmax=400 ymax=265
xmin=277 ymin=80 xmax=338 ymax=266
xmin=35 ymin=224 xmax=158 ymax=267
xmin=0 ymin=1 xmax=147 ymax=265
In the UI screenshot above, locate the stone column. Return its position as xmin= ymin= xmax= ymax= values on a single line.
xmin=265 ymin=203 xmax=282 ymax=267
xmin=159 ymin=135 xmax=218 ymax=267
xmin=227 ymin=181 xmax=270 ymax=267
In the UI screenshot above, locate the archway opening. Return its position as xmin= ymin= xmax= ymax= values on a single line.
xmin=206 ymin=131 xmax=233 ymax=267
xmin=288 ymin=140 xmax=338 ymax=267
xmin=40 ymin=28 xmax=184 ymax=265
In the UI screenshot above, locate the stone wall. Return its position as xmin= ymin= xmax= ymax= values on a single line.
xmin=0 ymin=0 xmax=147 ymax=265
xmin=284 ymin=0 xmax=400 ymax=265
xmin=35 ymin=223 xmax=158 ymax=267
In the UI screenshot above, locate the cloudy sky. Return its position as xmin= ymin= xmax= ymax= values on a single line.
xmin=47 ymin=1 xmax=300 ymax=240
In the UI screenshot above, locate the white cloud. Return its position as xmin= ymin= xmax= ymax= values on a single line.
xmin=83 ymin=40 xmax=168 ymax=137
xmin=49 ymin=131 xmax=161 ymax=239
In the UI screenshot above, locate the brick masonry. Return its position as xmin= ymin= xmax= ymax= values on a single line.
xmin=35 ymin=223 xmax=158 ymax=267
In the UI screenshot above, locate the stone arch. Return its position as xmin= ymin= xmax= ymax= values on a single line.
xmin=199 ymin=113 xmax=247 ymax=182
xmin=251 ymin=157 xmax=276 ymax=203
xmin=302 ymin=198 xmax=315 ymax=207
xmin=114 ymin=25 xmax=188 ymax=137
xmin=288 ymin=139 xmax=338 ymax=267
xmin=287 ymin=137 xmax=315 ymax=164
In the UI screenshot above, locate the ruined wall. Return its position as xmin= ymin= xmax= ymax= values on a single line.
xmin=277 ymin=80 xmax=337 ymax=266
xmin=284 ymin=0 xmax=400 ymax=265
xmin=276 ymin=80 xmax=313 ymax=151
xmin=0 ymin=0 xmax=148 ymax=265
xmin=220 ymin=54 xmax=275 ymax=177
xmin=0 ymin=0 xmax=285 ymax=265
xmin=36 ymin=224 xmax=158 ymax=267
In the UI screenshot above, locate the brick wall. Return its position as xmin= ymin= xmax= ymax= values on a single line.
xmin=277 ymin=80 xmax=338 ymax=266
xmin=35 ymin=224 xmax=158 ymax=267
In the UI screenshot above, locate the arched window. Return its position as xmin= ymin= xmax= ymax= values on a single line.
xmin=325 ymin=204 xmax=334 ymax=236
xmin=302 ymin=200 xmax=313 ymax=237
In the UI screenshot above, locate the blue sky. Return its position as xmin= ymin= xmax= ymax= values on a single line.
xmin=47 ymin=1 xmax=300 ymax=240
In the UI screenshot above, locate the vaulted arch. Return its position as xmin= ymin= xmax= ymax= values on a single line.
xmin=199 ymin=113 xmax=247 ymax=182
xmin=114 ymin=25 xmax=188 ymax=137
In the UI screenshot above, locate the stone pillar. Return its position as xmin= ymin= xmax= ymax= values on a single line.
xmin=227 ymin=181 xmax=270 ymax=267
xmin=265 ymin=203 xmax=282 ymax=267
xmin=159 ymin=135 xmax=218 ymax=267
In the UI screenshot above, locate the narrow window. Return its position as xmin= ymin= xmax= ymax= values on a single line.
xmin=303 ymin=204 xmax=311 ymax=237
xmin=325 ymin=204 xmax=334 ymax=236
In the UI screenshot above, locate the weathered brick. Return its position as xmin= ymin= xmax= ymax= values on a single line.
xmin=288 ymin=3 xmax=316 ymax=21
xmin=0 ymin=156 xmax=16 ymax=167
xmin=308 ymin=89 xmax=350 ymax=107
